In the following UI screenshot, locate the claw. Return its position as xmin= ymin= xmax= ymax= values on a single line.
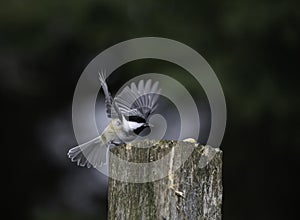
xmin=108 ymin=140 xmax=123 ymax=147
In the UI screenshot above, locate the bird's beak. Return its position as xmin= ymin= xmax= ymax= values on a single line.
xmin=145 ymin=123 xmax=154 ymax=127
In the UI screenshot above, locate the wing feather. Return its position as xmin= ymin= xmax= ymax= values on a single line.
xmin=98 ymin=70 xmax=114 ymax=118
xmin=115 ymin=79 xmax=161 ymax=120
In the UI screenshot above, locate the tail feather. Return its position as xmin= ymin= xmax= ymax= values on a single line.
xmin=67 ymin=136 xmax=108 ymax=168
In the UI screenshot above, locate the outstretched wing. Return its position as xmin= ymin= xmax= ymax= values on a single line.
xmin=98 ymin=70 xmax=114 ymax=118
xmin=115 ymin=79 xmax=161 ymax=120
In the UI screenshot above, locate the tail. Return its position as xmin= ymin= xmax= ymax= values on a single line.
xmin=67 ymin=136 xmax=108 ymax=168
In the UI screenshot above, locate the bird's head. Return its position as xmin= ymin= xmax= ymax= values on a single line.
xmin=125 ymin=116 xmax=153 ymax=135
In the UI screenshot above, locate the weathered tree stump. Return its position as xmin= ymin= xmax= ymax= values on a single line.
xmin=108 ymin=140 xmax=223 ymax=220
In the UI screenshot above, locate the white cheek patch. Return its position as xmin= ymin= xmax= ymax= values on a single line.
xmin=128 ymin=121 xmax=143 ymax=130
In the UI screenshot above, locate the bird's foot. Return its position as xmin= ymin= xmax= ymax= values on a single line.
xmin=108 ymin=140 xmax=123 ymax=148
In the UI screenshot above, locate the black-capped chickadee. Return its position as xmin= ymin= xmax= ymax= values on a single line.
xmin=67 ymin=71 xmax=161 ymax=168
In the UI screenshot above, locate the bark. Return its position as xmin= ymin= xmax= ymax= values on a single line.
xmin=108 ymin=140 xmax=223 ymax=220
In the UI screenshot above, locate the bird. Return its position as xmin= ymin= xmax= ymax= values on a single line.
xmin=67 ymin=71 xmax=161 ymax=168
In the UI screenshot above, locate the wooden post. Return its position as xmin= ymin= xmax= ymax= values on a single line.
xmin=108 ymin=140 xmax=223 ymax=220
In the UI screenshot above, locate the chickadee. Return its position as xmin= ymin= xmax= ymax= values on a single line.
xmin=67 ymin=71 xmax=161 ymax=168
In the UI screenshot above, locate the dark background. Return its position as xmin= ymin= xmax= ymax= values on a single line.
xmin=2 ymin=0 xmax=299 ymax=219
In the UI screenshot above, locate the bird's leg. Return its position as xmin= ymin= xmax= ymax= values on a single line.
xmin=108 ymin=139 xmax=124 ymax=148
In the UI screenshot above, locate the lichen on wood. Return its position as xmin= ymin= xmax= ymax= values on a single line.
xmin=108 ymin=140 xmax=223 ymax=220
